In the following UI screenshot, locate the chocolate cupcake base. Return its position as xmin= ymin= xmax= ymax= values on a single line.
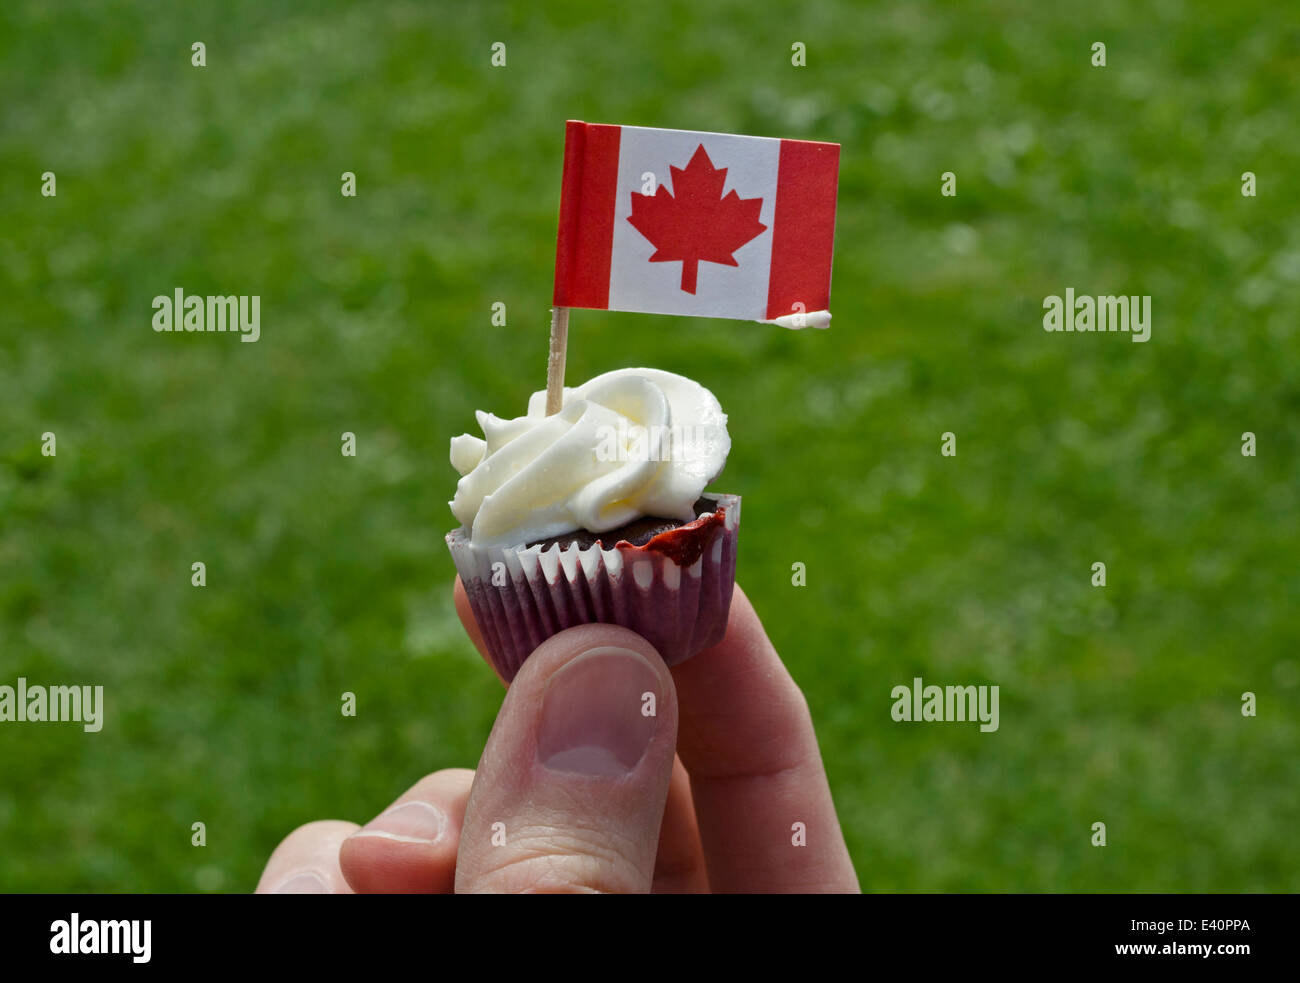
xmin=447 ymin=493 xmax=740 ymax=682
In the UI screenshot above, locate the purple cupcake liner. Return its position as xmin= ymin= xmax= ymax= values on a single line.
xmin=447 ymin=493 xmax=740 ymax=682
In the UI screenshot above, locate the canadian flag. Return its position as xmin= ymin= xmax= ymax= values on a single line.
xmin=553 ymin=121 xmax=840 ymax=327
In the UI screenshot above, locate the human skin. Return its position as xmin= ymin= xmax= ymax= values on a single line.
xmin=255 ymin=581 xmax=859 ymax=894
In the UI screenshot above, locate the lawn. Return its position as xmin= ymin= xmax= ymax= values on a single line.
xmin=1 ymin=0 xmax=1297 ymax=892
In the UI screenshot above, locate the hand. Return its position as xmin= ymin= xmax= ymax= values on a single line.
xmin=255 ymin=581 xmax=859 ymax=893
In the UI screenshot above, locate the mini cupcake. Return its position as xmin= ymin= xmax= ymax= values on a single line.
xmin=446 ymin=367 xmax=739 ymax=682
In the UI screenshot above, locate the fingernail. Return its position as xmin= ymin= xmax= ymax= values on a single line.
xmin=537 ymin=646 xmax=661 ymax=778
xmin=271 ymin=871 xmax=329 ymax=894
xmin=349 ymin=801 xmax=447 ymax=845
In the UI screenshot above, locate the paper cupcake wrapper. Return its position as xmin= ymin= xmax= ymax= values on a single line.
xmin=447 ymin=493 xmax=740 ymax=682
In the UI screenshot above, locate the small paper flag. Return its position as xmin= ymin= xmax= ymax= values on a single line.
xmin=553 ymin=121 xmax=840 ymax=326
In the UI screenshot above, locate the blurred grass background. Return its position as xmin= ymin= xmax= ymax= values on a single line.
xmin=1 ymin=0 xmax=1297 ymax=892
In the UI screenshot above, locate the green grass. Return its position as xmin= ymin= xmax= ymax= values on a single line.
xmin=1 ymin=0 xmax=1297 ymax=892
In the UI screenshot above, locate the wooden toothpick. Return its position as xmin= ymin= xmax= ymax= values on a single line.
xmin=545 ymin=306 xmax=570 ymax=415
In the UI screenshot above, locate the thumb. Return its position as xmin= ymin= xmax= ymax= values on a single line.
xmin=455 ymin=624 xmax=678 ymax=893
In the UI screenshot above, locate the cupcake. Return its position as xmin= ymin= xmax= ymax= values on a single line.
xmin=446 ymin=367 xmax=739 ymax=682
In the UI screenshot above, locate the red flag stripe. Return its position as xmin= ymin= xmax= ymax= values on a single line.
xmin=553 ymin=121 xmax=621 ymax=309
xmin=765 ymin=139 xmax=840 ymax=321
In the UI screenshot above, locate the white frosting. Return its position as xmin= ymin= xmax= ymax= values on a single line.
xmin=449 ymin=368 xmax=730 ymax=547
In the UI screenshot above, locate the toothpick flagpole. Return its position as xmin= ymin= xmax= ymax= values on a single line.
xmin=545 ymin=306 xmax=570 ymax=415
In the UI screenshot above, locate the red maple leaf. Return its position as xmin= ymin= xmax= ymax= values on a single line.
xmin=627 ymin=144 xmax=767 ymax=294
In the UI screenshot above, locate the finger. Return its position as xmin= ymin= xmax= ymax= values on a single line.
xmin=339 ymin=768 xmax=475 ymax=894
xmin=456 ymin=575 xmax=707 ymax=888
xmin=671 ymin=583 xmax=859 ymax=893
xmin=454 ymin=575 xmax=509 ymax=686
xmin=455 ymin=624 xmax=678 ymax=893
xmin=453 ymin=575 xmax=492 ymax=663
xmin=652 ymin=755 xmax=709 ymax=893
xmin=255 ymin=820 xmax=359 ymax=894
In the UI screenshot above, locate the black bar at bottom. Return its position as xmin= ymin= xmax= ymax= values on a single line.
xmin=0 ymin=893 xmax=1287 ymax=971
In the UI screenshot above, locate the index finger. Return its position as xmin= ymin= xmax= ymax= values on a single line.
xmin=670 ymin=583 xmax=859 ymax=893
xmin=453 ymin=575 xmax=505 ymax=685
